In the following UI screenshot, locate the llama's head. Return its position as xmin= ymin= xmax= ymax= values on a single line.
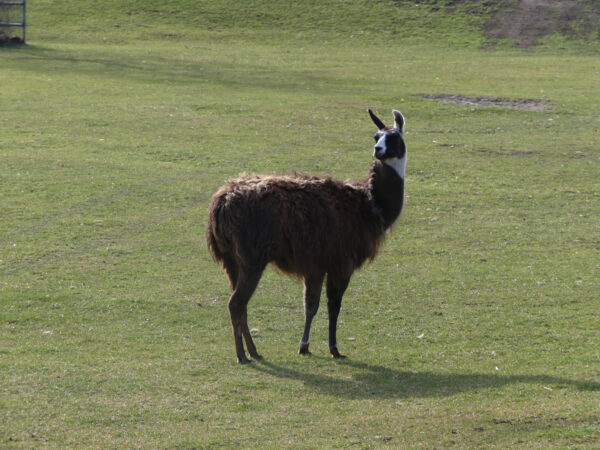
xmin=368 ymin=109 xmax=407 ymax=179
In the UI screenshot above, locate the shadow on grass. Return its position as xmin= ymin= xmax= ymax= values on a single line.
xmin=249 ymin=357 xmax=600 ymax=399
xmin=1 ymin=43 xmax=353 ymax=93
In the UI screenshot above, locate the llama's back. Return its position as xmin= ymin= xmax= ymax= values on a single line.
xmin=206 ymin=173 xmax=385 ymax=278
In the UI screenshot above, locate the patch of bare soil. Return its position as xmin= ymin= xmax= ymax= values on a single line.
xmin=486 ymin=0 xmax=600 ymax=47
xmin=421 ymin=94 xmax=548 ymax=111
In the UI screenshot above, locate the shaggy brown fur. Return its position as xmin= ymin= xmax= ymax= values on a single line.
xmin=207 ymin=168 xmax=387 ymax=281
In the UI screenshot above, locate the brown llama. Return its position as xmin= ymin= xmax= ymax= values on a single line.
xmin=206 ymin=109 xmax=407 ymax=364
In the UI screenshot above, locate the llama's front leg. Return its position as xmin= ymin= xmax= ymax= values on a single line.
xmin=299 ymin=274 xmax=325 ymax=355
xmin=326 ymin=274 xmax=350 ymax=359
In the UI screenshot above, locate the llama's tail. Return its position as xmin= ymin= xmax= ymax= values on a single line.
xmin=206 ymin=194 xmax=227 ymax=264
xmin=206 ymin=224 xmax=224 ymax=264
xmin=207 ymin=190 xmax=239 ymax=266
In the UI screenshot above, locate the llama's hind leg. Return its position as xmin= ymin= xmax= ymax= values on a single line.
xmin=326 ymin=274 xmax=351 ymax=359
xmin=299 ymin=273 xmax=325 ymax=355
xmin=241 ymin=308 xmax=262 ymax=359
xmin=228 ymin=269 xmax=263 ymax=364
xmin=222 ymin=255 xmax=238 ymax=290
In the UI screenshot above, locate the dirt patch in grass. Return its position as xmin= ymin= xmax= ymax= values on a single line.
xmin=401 ymin=0 xmax=600 ymax=47
xmin=421 ymin=94 xmax=548 ymax=111
xmin=509 ymin=151 xmax=541 ymax=157
xmin=485 ymin=0 xmax=600 ymax=47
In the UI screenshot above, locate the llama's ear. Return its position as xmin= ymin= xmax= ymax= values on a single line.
xmin=368 ymin=109 xmax=386 ymax=130
xmin=393 ymin=110 xmax=405 ymax=135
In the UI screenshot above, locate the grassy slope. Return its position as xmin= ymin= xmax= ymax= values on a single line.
xmin=2 ymin=0 xmax=599 ymax=447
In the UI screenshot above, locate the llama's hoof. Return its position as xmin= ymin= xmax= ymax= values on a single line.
xmin=237 ymin=357 xmax=252 ymax=364
xmin=330 ymin=348 xmax=347 ymax=359
xmin=299 ymin=343 xmax=311 ymax=355
xmin=251 ymin=353 xmax=263 ymax=360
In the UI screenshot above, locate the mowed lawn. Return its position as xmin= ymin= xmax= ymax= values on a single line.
xmin=1 ymin=1 xmax=599 ymax=447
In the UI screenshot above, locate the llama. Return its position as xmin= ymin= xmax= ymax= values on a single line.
xmin=206 ymin=109 xmax=406 ymax=363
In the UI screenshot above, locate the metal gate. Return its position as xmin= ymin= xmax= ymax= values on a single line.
xmin=0 ymin=1 xmax=26 ymax=44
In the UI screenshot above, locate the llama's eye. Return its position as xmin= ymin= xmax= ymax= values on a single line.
xmin=373 ymin=136 xmax=379 ymax=142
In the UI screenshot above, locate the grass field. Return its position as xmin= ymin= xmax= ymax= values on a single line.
xmin=2 ymin=0 xmax=599 ymax=447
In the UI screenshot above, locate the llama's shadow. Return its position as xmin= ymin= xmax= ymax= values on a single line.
xmin=249 ymin=357 xmax=600 ymax=399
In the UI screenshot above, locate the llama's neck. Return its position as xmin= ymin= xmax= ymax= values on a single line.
xmin=368 ymin=159 xmax=405 ymax=231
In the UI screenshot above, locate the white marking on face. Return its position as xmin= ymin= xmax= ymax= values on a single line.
xmin=374 ymin=134 xmax=387 ymax=158
xmin=384 ymin=154 xmax=407 ymax=180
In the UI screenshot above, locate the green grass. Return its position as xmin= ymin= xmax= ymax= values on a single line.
xmin=2 ymin=0 xmax=600 ymax=447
